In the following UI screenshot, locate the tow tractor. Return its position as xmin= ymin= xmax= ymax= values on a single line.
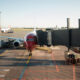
xmin=65 ymin=47 xmax=80 ymax=64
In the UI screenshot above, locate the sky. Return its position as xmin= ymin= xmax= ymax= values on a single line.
xmin=0 ymin=0 xmax=80 ymax=28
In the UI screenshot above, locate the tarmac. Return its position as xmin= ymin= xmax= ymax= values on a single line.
xmin=0 ymin=29 xmax=80 ymax=80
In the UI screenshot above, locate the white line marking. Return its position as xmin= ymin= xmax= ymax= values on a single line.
xmin=0 ymin=69 xmax=10 ymax=71
xmin=0 ymin=75 xmax=5 ymax=77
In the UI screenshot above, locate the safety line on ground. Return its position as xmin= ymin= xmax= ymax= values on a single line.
xmin=52 ymin=52 xmax=60 ymax=72
xmin=18 ymin=55 xmax=32 ymax=80
xmin=0 ymin=50 xmax=8 ymax=56
xmin=73 ymin=64 xmax=76 ymax=80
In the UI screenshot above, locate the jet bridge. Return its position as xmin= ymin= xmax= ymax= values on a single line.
xmin=37 ymin=29 xmax=80 ymax=64
xmin=37 ymin=29 xmax=80 ymax=48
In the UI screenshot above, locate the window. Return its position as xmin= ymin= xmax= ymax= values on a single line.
xmin=27 ymin=38 xmax=34 ymax=41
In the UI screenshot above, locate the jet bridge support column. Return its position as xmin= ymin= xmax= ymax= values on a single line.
xmin=46 ymin=29 xmax=52 ymax=46
xmin=67 ymin=18 xmax=71 ymax=51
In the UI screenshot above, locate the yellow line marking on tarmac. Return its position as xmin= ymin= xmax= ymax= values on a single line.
xmin=0 ymin=50 xmax=8 ymax=56
xmin=19 ymin=55 xmax=32 ymax=80
xmin=15 ymin=50 xmax=31 ymax=64
xmin=26 ymin=56 xmax=32 ymax=64
xmin=36 ymin=46 xmax=52 ymax=53
xmin=28 ymin=56 xmax=31 ymax=59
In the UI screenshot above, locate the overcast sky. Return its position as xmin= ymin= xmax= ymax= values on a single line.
xmin=0 ymin=0 xmax=80 ymax=28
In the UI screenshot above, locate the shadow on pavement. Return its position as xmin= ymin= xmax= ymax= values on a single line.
xmin=0 ymin=57 xmax=66 ymax=67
